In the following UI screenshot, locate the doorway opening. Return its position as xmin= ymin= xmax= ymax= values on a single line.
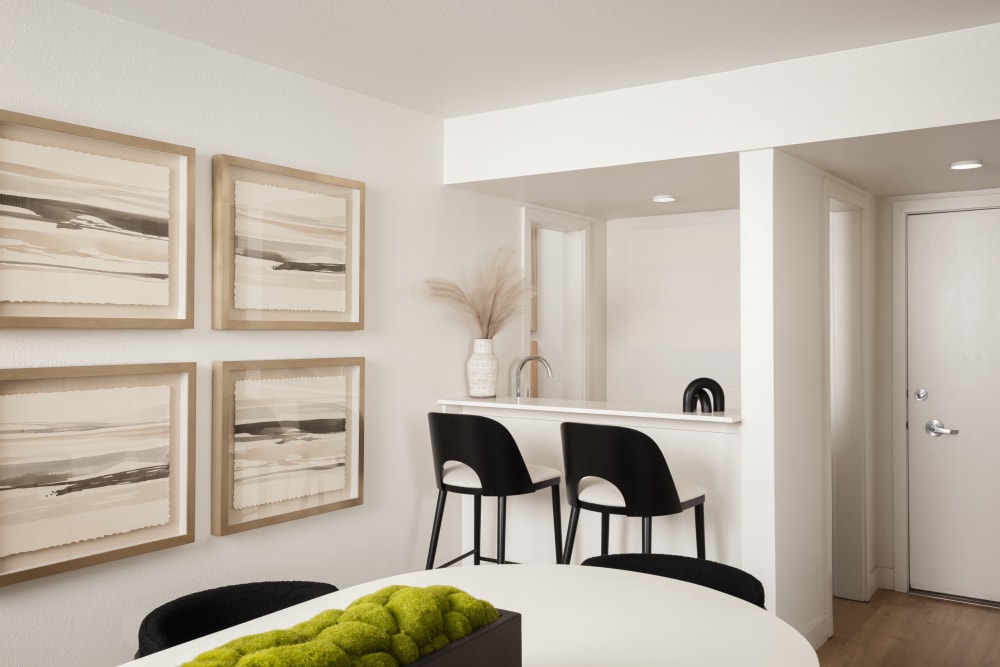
xmin=521 ymin=206 xmax=592 ymax=399
xmin=828 ymin=194 xmax=870 ymax=603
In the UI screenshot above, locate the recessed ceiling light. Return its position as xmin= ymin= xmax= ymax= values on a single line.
xmin=950 ymin=159 xmax=983 ymax=170
xmin=652 ymin=194 xmax=676 ymax=203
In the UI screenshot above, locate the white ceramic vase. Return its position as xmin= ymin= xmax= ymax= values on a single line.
xmin=467 ymin=338 xmax=499 ymax=398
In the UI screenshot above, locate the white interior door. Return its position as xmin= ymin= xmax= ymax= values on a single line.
xmin=907 ymin=206 xmax=1000 ymax=603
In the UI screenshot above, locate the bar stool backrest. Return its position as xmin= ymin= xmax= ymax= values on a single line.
xmin=582 ymin=553 xmax=766 ymax=608
xmin=135 ymin=580 xmax=338 ymax=657
xmin=561 ymin=421 xmax=683 ymax=516
xmin=428 ymin=412 xmax=536 ymax=496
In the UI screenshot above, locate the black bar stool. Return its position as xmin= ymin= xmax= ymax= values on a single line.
xmin=425 ymin=412 xmax=562 ymax=568
xmin=560 ymin=421 xmax=706 ymax=563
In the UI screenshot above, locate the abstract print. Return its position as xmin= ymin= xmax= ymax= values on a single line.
xmin=0 ymin=384 xmax=171 ymax=558
xmin=233 ymin=180 xmax=347 ymax=313
xmin=232 ymin=374 xmax=347 ymax=510
xmin=0 ymin=137 xmax=170 ymax=306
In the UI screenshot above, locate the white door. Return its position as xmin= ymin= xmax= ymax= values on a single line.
xmin=907 ymin=206 xmax=1000 ymax=603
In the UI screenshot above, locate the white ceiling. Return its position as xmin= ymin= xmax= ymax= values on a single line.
xmin=68 ymin=0 xmax=1000 ymax=218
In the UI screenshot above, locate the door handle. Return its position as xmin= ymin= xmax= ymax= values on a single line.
xmin=925 ymin=419 xmax=959 ymax=437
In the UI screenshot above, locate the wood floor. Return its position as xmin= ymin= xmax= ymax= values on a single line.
xmin=817 ymin=589 xmax=1000 ymax=667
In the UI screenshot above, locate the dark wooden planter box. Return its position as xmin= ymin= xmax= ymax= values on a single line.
xmin=417 ymin=610 xmax=521 ymax=667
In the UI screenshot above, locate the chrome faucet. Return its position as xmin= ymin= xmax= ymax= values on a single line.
xmin=515 ymin=355 xmax=553 ymax=398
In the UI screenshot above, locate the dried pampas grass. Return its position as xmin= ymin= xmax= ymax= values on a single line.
xmin=425 ymin=247 xmax=530 ymax=339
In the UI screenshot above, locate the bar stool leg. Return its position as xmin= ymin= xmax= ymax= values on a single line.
xmin=497 ymin=496 xmax=507 ymax=564
xmin=473 ymin=495 xmax=482 ymax=565
xmin=550 ymin=485 xmax=563 ymax=563
xmin=425 ymin=490 xmax=448 ymax=569
xmin=562 ymin=506 xmax=580 ymax=564
xmin=641 ymin=516 xmax=652 ymax=554
xmin=695 ymin=503 xmax=706 ymax=559
xmin=600 ymin=513 xmax=610 ymax=555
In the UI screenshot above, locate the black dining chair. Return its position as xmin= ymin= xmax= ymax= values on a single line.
xmin=582 ymin=552 xmax=766 ymax=608
xmin=134 ymin=580 xmax=338 ymax=657
xmin=425 ymin=411 xmax=563 ymax=568
xmin=560 ymin=421 xmax=706 ymax=563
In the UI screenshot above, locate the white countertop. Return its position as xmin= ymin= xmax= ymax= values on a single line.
xmin=438 ymin=396 xmax=741 ymax=423
xmin=120 ymin=564 xmax=814 ymax=667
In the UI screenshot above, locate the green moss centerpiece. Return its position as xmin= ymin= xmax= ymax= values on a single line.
xmin=181 ymin=584 xmax=505 ymax=667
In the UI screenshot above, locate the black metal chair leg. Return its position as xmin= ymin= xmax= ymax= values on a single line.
xmin=426 ymin=490 xmax=448 ymax=569
xmin=473 ymin=495 xmax=482 ymax=565
xmin=497 ymin=496 xmax=507 ymax=564
xmin=550 ymin=485 xmax=563 ymax=563
xmin=642 ymin=516 xmax=652 ymax=554
xmin=563 ymin=506 xmax=580 ymax=564
xmin=695 ymin=502 xmax=706 ymax=559
xmin=600 ymin=513 xmax=610 ymax=555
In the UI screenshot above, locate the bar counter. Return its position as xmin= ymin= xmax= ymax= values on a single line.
xmin=439 ymin=396 xmax=741 ymax=424
xmin=436 ymin=397 xmax=742 ymax=565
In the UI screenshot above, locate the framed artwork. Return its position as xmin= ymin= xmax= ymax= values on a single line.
xmin=0 ymin=109 xmax=195 ymax=328
xmin=212 ymin=357 xmax=364 ymax=535
xmin=212 ymin=155 xmax=365 ymax=330
xmin=0 ymin=363 xmax=195 ymax=586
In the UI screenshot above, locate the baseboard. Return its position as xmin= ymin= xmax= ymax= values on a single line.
xmin=874 ymin=566 xmax=895 ymax=592
xmin=800 ymin=611 xmax=833 ymax=650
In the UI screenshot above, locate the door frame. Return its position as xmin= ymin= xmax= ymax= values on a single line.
xmin=891 ymin=188 xmax=1000 ymax=593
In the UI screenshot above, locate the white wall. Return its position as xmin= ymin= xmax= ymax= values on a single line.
xmin=607 ymin=210 xmax=740 ymax=410
xmin=771 ymin=151 xmax=833 ymax=644
xmin=443 ymin=22 xmax=1000 ymax=182
xmin=738 ymin=150 xmax=834 ymax=646
xmin=0 ymin=2 xmax=526 ymax=665
xmin=738 ymin=149 xmax=778 ymax=615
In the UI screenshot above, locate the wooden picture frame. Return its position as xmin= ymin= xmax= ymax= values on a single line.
xmin=212 ymin=357 xmax=364 ymax=535
xmin=212 ymin=155 xmax=365 ymax=330
xmin=0 ymin=109 xmax=195 ymax=328
xmin=0 ymin=363 xmax=195 ymax=586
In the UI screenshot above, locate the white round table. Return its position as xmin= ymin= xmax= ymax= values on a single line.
xmin=122 ymin=564 xmax=818 ymax=666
